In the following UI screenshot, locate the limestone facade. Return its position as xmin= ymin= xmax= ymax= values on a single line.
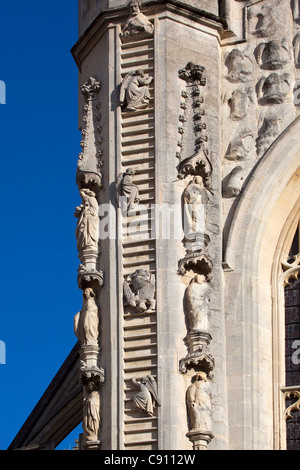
xmin=9 ymin=0 xmax=300 ymax=451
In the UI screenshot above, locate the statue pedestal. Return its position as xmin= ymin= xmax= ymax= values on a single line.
xmin=83 ymin=439 xmax=101 ymax=450
xmin=184 ymin=331 xmax=212 ymax=354
xmin=187 ymin=429 xmax=214 ymax=450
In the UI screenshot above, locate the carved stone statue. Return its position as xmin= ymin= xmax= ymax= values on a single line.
xmin=116 ymin=167 xmax=140 ymax=212
xmin=120 ymin=70 xmax=153 ymax=111
xmin=131 ymin=376 xmax=160 ymax=416
xmin=74 ymin=287 xmax=99 ymax=347
xmin=82 ymin=377 xmax=100 ymax=444
xmin=120 ymin=0 xmax=154 ymax=38
xmin=186 ymin=372 xmax=212 ymax=431
xmin=182 ymin=177 xmax=209 ymax=252
xmin=225 ymin=49 xmax=254 ymax=83
xmin=123 ymin=269 xmax=155 ymax=312
xmin=185 ymin=275 xmax=210 ymax=334
xmin=75 ymin=189 xmax=99 ymax=253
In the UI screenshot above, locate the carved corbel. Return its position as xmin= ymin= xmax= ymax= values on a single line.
xmin=178 ymin=252 xmax=212 ymax=277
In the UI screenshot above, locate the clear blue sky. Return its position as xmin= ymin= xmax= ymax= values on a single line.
xmin=0 ymin=1 xmax=84 ymax=450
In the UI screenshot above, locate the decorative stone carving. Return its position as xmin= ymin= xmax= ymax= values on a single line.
xmin=223 ymin=166 xmax=244 ymax=197
xmin=74 ymin=287 xmax=99 ymax=347
xmin=179 ymin=349 xmax=214 ymax=375
xmin=292 ymin=0 xmax=300 ymax=23
xmin=131 ymin=376 xmax=160 ymax=416
xmin=178 ymin=252 xmax=213 ymax=277
xmin=256 ymin=40 xmax=291 ymax=70
xmin=75 ymin=189 xmax=99 ymax=257
xmin=81 ymin=372 xmax=101 ymax=448
xmin=248 ymin=0 xmax=283 ymax=38
xmin=185 ymin=274 xmax=211 ymax=335
xmin=257 ymin=72 xmax=291 ymax=105
xmin=123 ymin=269 xmax=156 ymax=312
xmin=281 ymin=252 xmax=300 ymax=287
xmin=120 ymin=70 xmax=153 ymax=111
xmin=116 ymin=167 xmax=140 ymax=212
xmin=177 ymin=63 xmax=212 ymax=185
xmin=228 ymin=88 xmax=252 ymax=121
xmin=183 ymin=177 xmax=209 ymax=253
xmin=77 ymin=264 xmax=104 ymax=290
xmin=293 ymin=31 xmax=300 ymax=67
xmin=186 ymin=372 xmax=214 ymax=450
xmin=120 ymin=0 xmax=154 ymax=39
xmin=283 ymin=388 xmax=300 ymax=420
xmin=225 ymin=49 xmax=254 ymax=83
xmin=226 ymin=129 xmax=256 ymax=161
xmin=77 ymin=77 xmax=103 ymax=194
xmin=256 ymin=113 xmax=282 ymax=157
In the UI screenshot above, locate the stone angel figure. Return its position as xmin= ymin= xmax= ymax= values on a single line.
xmin=74 ymin=188 xmax=99 ymax=254
xmin=131 ymin=375 xmax=160 ymax=417
xmin=123 ymin=269 xmax=156 ymax=312
xmin=120 ymin=70 xmax=152 ymax=111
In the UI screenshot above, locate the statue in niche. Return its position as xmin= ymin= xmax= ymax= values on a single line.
xmin=120 ymin=70 xmax=153 ymax=111
xmin=123 ymin=269 xmax=156 ymax=312
xmin=182 ymin=177 xmax=209 ymax=253
xmin=116 ymin=167 xmax=140 ymax=212
xmin=256 ymin=39 xmax=291 ymax=70
xmin=75 ymin=189 xmax=99 ymax=253
xmin=74 ymin=287 xmax=99 ymax=347
xmin=82 ymin=376 xmax=101 ymax=443
xmin=120 ymin=0 xmax=154 ymax=38
xmin=185 ymin=274 xmax=211 ymax=334
xmin=225 ymin=49 xmax=254 ymax=83
xmin=186 ymin=372 xmax=212 ymax=432
xmin=131 ymin=375 xmax=160 ymax=416
xmin=257 ymin=72 xmax=290 ymax=104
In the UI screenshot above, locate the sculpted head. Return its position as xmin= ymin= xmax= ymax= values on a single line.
xmin=129 ymin=0 xmax=140 ymax=16
xmin=83 ymin=287 xmax=95 ymax=300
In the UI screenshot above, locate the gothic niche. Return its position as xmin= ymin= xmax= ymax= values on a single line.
xmin=225 ymin=49 xmax=254 ymax=83
xmin=77 ymin=77 xmax=103 ymax=194
xmin=255 ymin=39 xmax=291 ymax=70
xmin=123 ymin=269 xmax=156 ymax=313
xmin=182 ymin=176 xmax=210 ymax=253
xmin=176 ymin=62 xmax=212 ymax=184
xmin=186 ymin=372 xmax=214 ymax=451
xmin=131 ymin=375 xmax=160 ymax=416
xmin=120 ymin=70 xmax=153 ymax=111
xmin=116 ymin=167 xmax=140 ymax=212
xmin=120 ymin=0 xmax=154 ymax=39
xmin=256 ymin=72 xmax=291 ymax=105
xmin=74 ymin=188 xmax=99 ymax=260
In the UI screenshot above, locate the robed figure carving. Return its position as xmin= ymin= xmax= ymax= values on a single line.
xmin=186 ymin=372 xmax=212 ymax=432
xmin=120 ymin=70 xmax=152 ymax=111
xmin=185 ymin=274 xmax=211 ymax=334
xmin=116 ymin=168 xmax=140 ymax=212
xmin=183 ymin=176 xmax=209 ymax=252
xmin=121 ymin=0 xmax=154 ymax=38
xmin=74 ymin=287 xmax=99 ymax=347
xmin=131 ymin=376 xmax=160 ymax=416
xmin=75 ymin=189 xmax=99 ymax=253
xmin=82 ymin=377 xmax=101 ymax=444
